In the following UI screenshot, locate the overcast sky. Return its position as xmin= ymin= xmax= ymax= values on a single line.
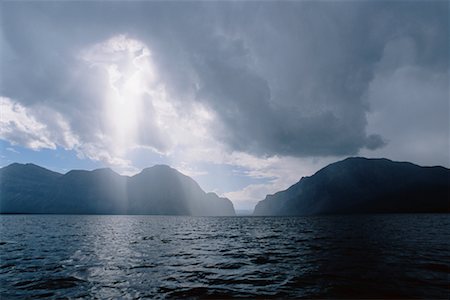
xmin=1 ymin=1 xmax=448 ymax=210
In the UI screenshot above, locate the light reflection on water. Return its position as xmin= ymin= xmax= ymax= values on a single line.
xmin=1 ymin=214 xmax=449 ymax=298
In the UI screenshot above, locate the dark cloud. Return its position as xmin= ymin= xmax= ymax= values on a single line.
xmin=1 ymin=1 xmax=447 ymax=158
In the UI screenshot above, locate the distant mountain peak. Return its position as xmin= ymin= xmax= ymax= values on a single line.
xmin=141 ymin=164 xmax=173 ymax=172
xmin=1 ymin=162 xmax=62 ymax=177
xmin=91 ymin=167 xmax=118 ymax=175
xmin=152 ymin=164 xmax=172 ymax=168
xmin=5 ymin=162 xmax=43 ymax=169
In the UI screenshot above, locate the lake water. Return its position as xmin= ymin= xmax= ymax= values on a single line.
xmin=1 ymin=214 xmax=449 ymax=299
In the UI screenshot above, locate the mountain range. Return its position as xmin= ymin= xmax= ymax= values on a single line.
xmin=0 ymin=163 xmax=235 ymax=216
xmin=253 ymin=157 xmax=449 ymax=215
xmin=1 ymin=157 xmax=449 ymax=216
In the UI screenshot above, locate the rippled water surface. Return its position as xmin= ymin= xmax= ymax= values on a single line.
xmin=1 ymin=214 xmax=449 ymax=298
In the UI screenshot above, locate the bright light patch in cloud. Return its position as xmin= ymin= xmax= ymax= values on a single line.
xmin=81 ymin=35 xmax=161 ymax=154
xmin=76 ymin=34 xmax=221 ymax=166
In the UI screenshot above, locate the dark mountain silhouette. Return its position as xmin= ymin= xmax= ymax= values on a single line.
xmin=0 ymin=163 xmax=61 ymax=213
xmin=254 ymin=157 xmax=450 ymax=216
xmin=0 ymin=163 xmax=235 ymax=216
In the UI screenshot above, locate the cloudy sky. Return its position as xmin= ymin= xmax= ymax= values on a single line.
xmin=1 ymin=1 xmax=448 ymax=210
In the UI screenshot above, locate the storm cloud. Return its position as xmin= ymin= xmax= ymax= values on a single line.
xmin=1 ymin=1 xmax=448 ymax=163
